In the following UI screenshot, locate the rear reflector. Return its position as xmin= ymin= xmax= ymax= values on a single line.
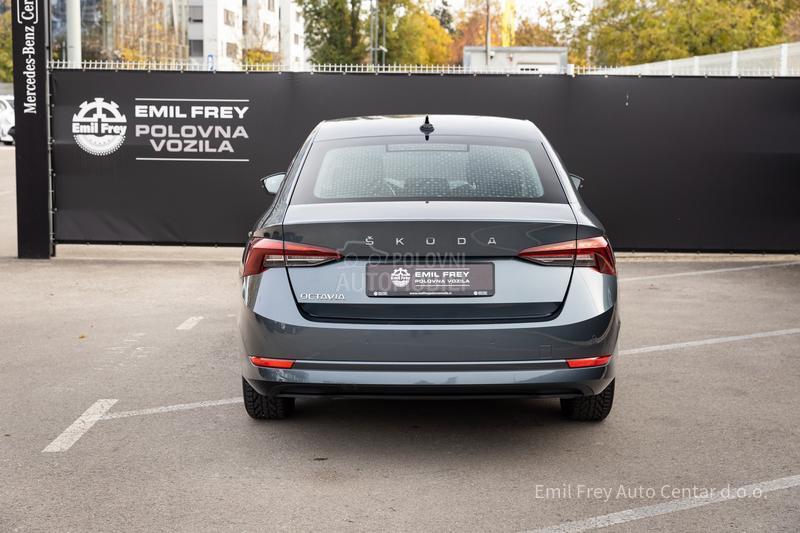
xmin=242 ymin=238 xmax=341 ymax=276
xmin=566 ymin=355 xmax=612 ymax=368
xmin=518 ymin=236 xmax=616 ymax=275
xmin=249 ymin=356 xmax=295 ymax=369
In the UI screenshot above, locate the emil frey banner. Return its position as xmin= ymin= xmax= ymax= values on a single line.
xmin=49 ymin=69 xmax=800 ymax=251
xmin=50 ymin=70 xmax=298 ymax=244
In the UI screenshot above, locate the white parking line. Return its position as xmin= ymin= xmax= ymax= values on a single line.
xmin=176 ymin=316 xmax=204 ymax=330
xmin=102 ymin=398 xmax=240 ymax=420
xmin=43 ymin=327 xmax=800 ymax=452
xmin=528 ymin=474 xmax=800 ymax=533
xmin=0 ymin=190 xmax=11 ymax=196
xmin=621 ymin=261 xmax=799 ymax=282
xmin=620 ymin=328 xmax=800 ymax=355
xmin=101 ymin=328 xmax=800 ymax=423
xmin=42 ymin=399 xmax=118 ymax=453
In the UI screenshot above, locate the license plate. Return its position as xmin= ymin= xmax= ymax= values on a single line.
xmin=366 ymin=264 xmax=494 ymax=297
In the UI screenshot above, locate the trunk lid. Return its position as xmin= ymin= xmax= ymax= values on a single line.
xmin=283 ymin=201 xmax=577 ymax=322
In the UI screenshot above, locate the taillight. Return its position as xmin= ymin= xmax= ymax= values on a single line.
xmin=518 ymin=236 xmax=616 ymax=275
xmin=517 ymin=240 xmax=576 ymax=267
xmin=249 ymin=356 xmax=295 ymax=369
xmin=283 ymin=240 xmax=342 ymax=267
xmin=242 ymin=238 xmax=341 ymax=276
xmin=566 ymin=355 xmax=612 ymax=368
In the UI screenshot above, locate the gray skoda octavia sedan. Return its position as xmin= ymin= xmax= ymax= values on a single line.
xmin=238 ymin=115 xmax=619 ymax=421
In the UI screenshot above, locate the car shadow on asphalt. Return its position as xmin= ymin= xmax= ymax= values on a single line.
xmin=240 ymin=397 xmax=610 ymax=459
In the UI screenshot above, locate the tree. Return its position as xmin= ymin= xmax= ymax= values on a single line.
xmin=787 ymin=10 xmax=800 ymax=40
xmin=0 ymin=11 xmax=11 ymax=82
xmin=298 ymin=0 xmax=366 ymax=63
xmin=241 ymin=18 xmax=278 ymax=66
xmin=118 ymin=47 xmax=147 ymax=62
xmin=449 ymin=4 xmax=504 ymax=64
xmin=432 ymin=0 xmax=455 ymax=34
xmin=581 ymin=0 xmax=795 ymax=66
xmin=534 ymin=0 xmax=587 ymax=64
xmin=243 ymin=48 xmax=276 ymax=65
xmin=386 ymin=6 xmax=453 ymax=64
xmin=499 ymin=0 xmax=515 ymax=46
xmin=514 ymin=19 xmax=558 ymax=47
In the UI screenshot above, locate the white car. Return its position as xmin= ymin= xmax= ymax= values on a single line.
xmin=0 ymin=96 xmax=15 ymax=145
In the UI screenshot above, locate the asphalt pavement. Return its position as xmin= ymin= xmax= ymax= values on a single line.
xmin=1 ymin=147 xmax=799 ymax=532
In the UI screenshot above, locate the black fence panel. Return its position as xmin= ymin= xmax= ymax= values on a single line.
xmin=50 ymin=70 xmax=800 ymax=251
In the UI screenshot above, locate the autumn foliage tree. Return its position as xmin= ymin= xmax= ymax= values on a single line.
xmin=386 ymin=6 xmax=453 ymax=64
xmin=299 ymin=0 xmax=453 ymax=64
xmin=0 ymin=11 xmax=11 ymax=82
xmin=449 ymin=6 xmax=504 ymax=63
xmin=580 ymin=0 xmax=799 ymax=66
xmin=514 ymin=19 xmax=558 ymax=47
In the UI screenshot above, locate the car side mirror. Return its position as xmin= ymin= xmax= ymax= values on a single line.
xmin=569 ymin=173 xmax=584 ymax=190
xmin=261 ymin=173 xmax=285 ymax=195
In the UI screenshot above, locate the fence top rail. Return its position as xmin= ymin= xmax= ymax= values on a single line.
xmin=47 ymin=60 xmax=567 ymax=75
xmin=574 ymin=65 xmax=800 ymax=77
xmin=47 ymin=60 xmax=800 ymax=77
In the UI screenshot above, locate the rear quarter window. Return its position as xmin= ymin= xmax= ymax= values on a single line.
xmin=290 ymin=135 xmax=567 ymax=204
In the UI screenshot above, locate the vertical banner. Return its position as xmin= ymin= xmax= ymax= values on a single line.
xmin=11 ymin=0 xmax=51 ymax=258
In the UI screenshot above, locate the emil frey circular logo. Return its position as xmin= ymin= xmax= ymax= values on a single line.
xmin=390 ymin=267 xmax=411 ymax=288
xmin=72 ymin=98 xmax=128 ymax=156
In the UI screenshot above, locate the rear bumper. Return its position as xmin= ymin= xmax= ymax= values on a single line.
xmin=239 ymin=266 xmax=619 ymax=398
xmin=243 ymin=359 xmax=615 ymax=399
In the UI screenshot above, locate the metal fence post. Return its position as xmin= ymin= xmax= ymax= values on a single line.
xmin=780 ymin=44 xmax=789 ymax=77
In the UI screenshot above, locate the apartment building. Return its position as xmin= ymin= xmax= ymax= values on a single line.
xmin=189 ymin=0 xmax=307 ymax=69
xmin=187 ymin=0 xmax=243 ymax=70
xmin=242 ymin=0 xmax=280 ymax=58
xmin=50 ymin=0 xmax=188 ymax=61
xmin=47 ymin=0 xmax=306 ymax=68
xmin=278 ymin=0 xmax=307 ymax=69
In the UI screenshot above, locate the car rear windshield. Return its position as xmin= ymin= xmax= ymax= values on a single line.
xmin=290 ymin=135 xmax=567 ymax=204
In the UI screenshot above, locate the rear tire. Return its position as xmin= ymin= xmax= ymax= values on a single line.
xmin=242 ymin=377 xmax=295 ymax=420
xmin=560 ymin=379 xmax=614 ymax=421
